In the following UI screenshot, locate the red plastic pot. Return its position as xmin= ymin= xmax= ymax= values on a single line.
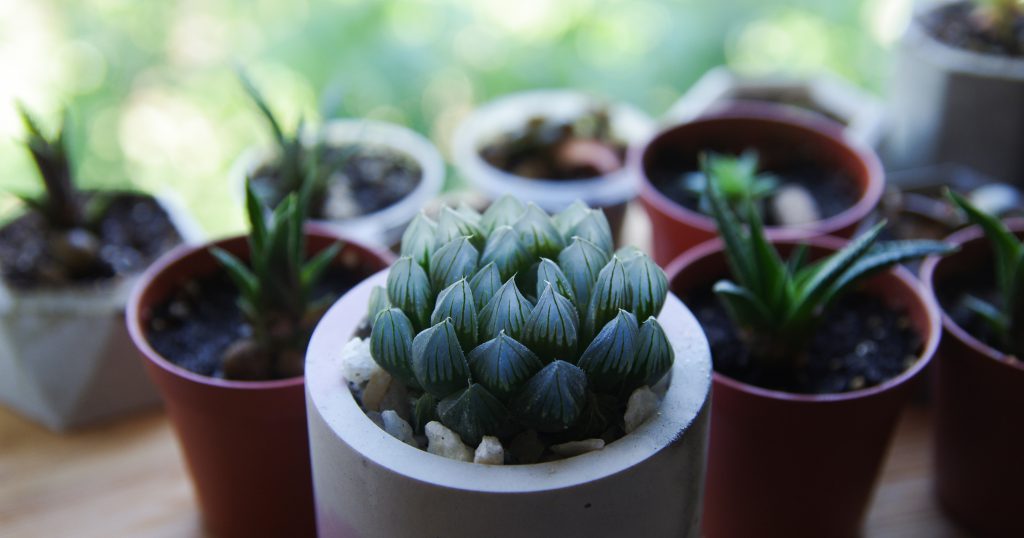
xmin=634 ymin=105 xmax=885 ymax=265
xmin=126 ymin=227 xmax=392 ymax=538
xmin=920 ymin=221 xmax=1024 ymax=538
xmin=666 ymin=235 xmax=941 ymax=537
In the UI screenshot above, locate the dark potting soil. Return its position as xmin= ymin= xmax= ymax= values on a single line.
xmin=689 ymin=289 xmax=922 ymax=394
xmin=0 ymin=192 xmax=182 ymax=289
xmin=146 ymin=266 xmax=366 ymax=379
xmin=936 ymin=273 xmax=1008 ymax=355
xmin=922 ymin=1 xmax=1024 ymax=57
xmin=252 ymin=144 xmax=421 ymax=221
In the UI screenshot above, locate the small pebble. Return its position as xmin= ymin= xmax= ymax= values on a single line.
xmin=382 ymin=410 xmax=416 ymax=446
xmin=473 ymin=436 xmax=505 ymax=465
xmin=362 ymin=369 xmax=392 ymax=411
xmin=771 ymin=184 xmax=822 ymax=226
xmin=550 ymin=439 xmax=605 ymax=457
xmin=850 ymin=376 xmax=866 ymax=390
xmin=425 ymin=421 xmax=473 ymax=462
xmin=624 ymin=386 xmax=660 ymax=434
xmin=339 ymin=337 xmax=380 ymax=384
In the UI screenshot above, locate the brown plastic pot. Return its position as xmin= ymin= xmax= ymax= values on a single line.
xmin=635 ymin=105 xmax=885 ymax=265
xmin=126 ymin=227 xmax=392 ymax=538
xmin=920 ymin=221 xmax=1024 ymax=538
xmin=666 ymin=235 xmax=941 ymax=537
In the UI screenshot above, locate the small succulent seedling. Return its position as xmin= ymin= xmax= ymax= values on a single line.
xmin=210 ymin=177 xmax=341 ymax=380
xmin=682 ymin=150 xmax=778 ymax=216
xmin=369 ymin=196 xmax=674 ymax=447
xmin=947 ymin=190 xmax=1023 ymax=358
xmin=971 ymin=0 xmax=1023 ymax=52
xmin=704 ymin=161 xmax=955 ymax=368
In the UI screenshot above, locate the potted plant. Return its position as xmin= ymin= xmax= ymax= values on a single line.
xmin=634 ymin=104 xmax=885 ymax=265
xmin=305 ymin=196 xmax=712 ymax=538
xmin=920 ymin=192 xmax=1024 ymax=537
xmin=451 ymin=89 xmax=655 ymax=241
xmin=126 ymin=180 xmax=392 ymax=537
xmin=886 ymin=0 xmax=1024 ymax=184
xmin=231 ymin=72 xmax=445 ymax=248
xmin=664 ymin=66 xmax=886 ymax=149
xmin=664 ymin=160 xmax=950 ymax=536
xmin=0 ymin=106 xmax=198 ymax=431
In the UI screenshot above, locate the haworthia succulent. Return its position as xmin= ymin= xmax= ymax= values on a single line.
xmin=469 ymin=262 xmax=503 ymax=310
xmin=478 ymin=277 xmax=534 ymax=341
xmin=558 ymin=236 xmax=610 ymax=314
xmin=569 ymin=209 xmax=613 ymax=253
xmin=413 ymin=393 xmax=439 ymax=433
xmin=577 ymin=310 xmax=640 ymax=392
xmin=370 ymin=308 xmax=419 ymax=388
xmin=411 ymin=319 xmax=471 ymax=397
xmin=467 ymin=331 xmax=544 ymax=401
xmin=481 ymin=225 xmax=531 ymax=281
xmin=387 ymin=256 xmax=432 ymax=330
xmin=400 ymin=211 xmax=437 ymax=269
xmin=438 ymin=383 xmax=509 ymax=447
xmin=436 ymin=206 xmax=485 ymax=250
xmin=625 ymin=253 xmax=668 ymax=321
xmin=536 ymin=258 xmax=576 ymax=304
xmin=553 ymin=199 xmax=591 ymax=237
xmin=480 ymin=194 xmax=526 ymax=232
xmin=522 ymin=283 xmax=579 ymax=363
xmin=585 ymin=255 xmax=631 ymax=342
xmin=366 ymin=285 xmax=391 ymax=324
xmin=429 ymin=236 xmax=479 ymax=293
xmin=512 ymin=360 xmax=588 ymax=433
xmin=431 ymin=279 xmax=478 ymax=351
xmin=630 ymin=317 xmax=675 ymax=389
xmin=514 ymin=203 xmax=565 ymax=259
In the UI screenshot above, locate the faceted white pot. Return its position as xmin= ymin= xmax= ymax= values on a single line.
xmin=885 ymin=0 xmax=1024 ymax=184
xmin=0 ymin=196 xmax=202 ymax=431
xmin=230 ymin=119 xmax=445 ymax=249
xmin=305 ymin=271 xmax=712 ymax=538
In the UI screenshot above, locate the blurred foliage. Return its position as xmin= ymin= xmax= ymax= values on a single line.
xmin=0 ymin=0 xmax=910 ymax=235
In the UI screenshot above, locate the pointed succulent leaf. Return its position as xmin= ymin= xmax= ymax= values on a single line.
xmin=514 ymin=203 xmax=565 ymax=258
xmin=437 ymin=383 xmax=509 ymax=446
xmin=577 ymin=310 xmax=640 ymax=392
xmin=481 ymin=225 xmax=531 ymax=281
xmin=467 ymin=332 xmax=544 ymax=401
xmin=469 ymin=262 xmax=503 ymax=309
xmin=558 ymin=236 xmax=611 ymax=313
xmin=400 ymin=211 xmax=437 ymax=269
xmin=411 ymin=319 xmax=471 ymax=397
xmin=480 ymin=194 xmax=525 ymax=232
xmin=366 ymin=286 xmax=391 ymax=326
xmin=431 ymin=279 xmax=478 ymax=350
xmin=552 ymin=200 xmax=591 ymax=236
xmin=568 ymin=209 xmax=613 ymax=253
xmin=436 ymin=207 xmax=485 ymax=250
xmin=522 ymin=283 xmax=580 ymax=363
xmin=478 ymin=278 xmax=534 ymax=340
xmin=386 ymin=256 xmax=433 ymax=330
xmin=631 ymin=317 xmax=675 ymax=388
xmin=413 ymin=393 xmax=439 ymax=433
xmin=824 ymin=240 xmax=956 ymax=306
xmin=429 ymin=236 xmax=480 ymax=293
xmin=455 ymin=201 xmax=483 ymax=226
xmin=585 ymin=255 xmax=631 ymax=341
xmin=948 ymin=189 xmax=1022 ymax=303
xmin=535 ymin=258 xmax=576 ymax=304
xmin=300 ymin=242 xmax=341 ymax=292
xmin=370 ymin=308 xmax=419 ymax=388
xmin=614 ymin=245 xmax=644 ymax=260
xmin=625 ymin=253 xmax=668 ymax=321
xmin=511 ymin=360 xmax=588 ymax=433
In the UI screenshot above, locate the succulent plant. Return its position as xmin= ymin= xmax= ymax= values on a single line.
xmin=704 ymin=160 xmax=955 ymax=368
xmin=947 ymin=189 xmax=1024 ymax=358
xmin=369 ymin=197 xmax=674 ymax=446
xmin=681 ymin=150 xmax=778 ymax=216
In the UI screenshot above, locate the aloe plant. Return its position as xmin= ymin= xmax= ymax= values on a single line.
xmin=370 ymin=197 xmax=674 ymax=446
xmin=947 ymin=190 xmax=1024 ymax=358
xmin=704 ymin=161 xmax=955 ymax=368
xmin=682 ymin=151 xmax=778 ymax=216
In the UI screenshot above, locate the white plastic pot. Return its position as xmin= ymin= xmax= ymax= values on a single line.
xmin=305 ymin=271 xmax=712 ymax=538
xmin=231 ymin=119 xmax=445 ymax=248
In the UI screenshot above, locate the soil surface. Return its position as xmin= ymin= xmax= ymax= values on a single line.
xmin=689 ymin=289 xmax=922 ymax=394
xmin=922 ymin=2 xmax=1024 ymax=57
xmin=252 ymin=144 xmax=421 ymax=221
xmin=936 ymin=272 xmax=1008 ymax=355
xmin=147 ymin=266 xmax=367 ymax=379
xmin=0 ymin=192 xmax=182 ymax=289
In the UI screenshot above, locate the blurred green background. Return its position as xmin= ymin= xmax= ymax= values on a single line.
xmin=0 ymin=0 xmax=913 ymax=235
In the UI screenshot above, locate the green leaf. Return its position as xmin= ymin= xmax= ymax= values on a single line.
xmin=558 ymin=236 xmax=611 ymax=314
xmin=210 ymin=247 xmax=259 ymax=308
xmin=455 ymin=201 xmax=483 ymax=226
xmin=480 ymin=195 xmax=525 ymax=232
xmin=744 ymin=200 xmax=788 ymax=312
xmin=244 ymin=179 xmax=268 ymax=256
xmin=429 ymin=236 xmax=480 ymax=293
xmin=413 ymin=393 xmax=439 ymax=433
xmin=631 ymin=317 xmax=675 ymax=388
xmin=400 ymin=211 xmax=437 ymax=269
xmin=824 ymin=240 xmax=956 ymax=305
xmin=237 ymin=67 xmax=286 ymax=148
xmin=300 ymin=242 xmax=341 ymax=292
xmin=713 ymin=280 xmax=772 ymax=330
xmin=438 ymin=383 xmax=509 ymax=447
xmin=552 ymin=199 xmax=591 ymax=236
xmin=478 ymin=277 xmax=534 ymax=340
xmin=514 ymin=203 xmax=565 ymax=258
xmin=948 ymin=189 xmax=1023 ymax=305
xmin=536 ymin=258 xmax=576 ymax=304
xmin=436 ymin=207 xmax=485 ymax=250
xmin=625 ymin=253 xmax=668 ymax=321
xmin=431 ymin=279 xmax=479 ymax=351
xmin=577 ymin=310 xmax=639 ymax=392
xmin=366 ymin=285 xmax=391 ymax=322
xmin=522 ymin=283 xmax=580 ymax=363
xmin=467 ymin=332 xmax=544 ymax=401
xmin=511 ymin=360 xmax=588 ymax=433
xmin=469 ymin=262 xmax=503 ymax=309
xmin=790 ymin=222 xmax=885 ymax=323
xmin=704 ymin=160 xmax=757 ymax=289
xmin=480 ymin=225 xmax=531 ymax=281
xmin=370 ymin=308 xmax=420 ymax=388
xmin=387 ymin=256 xmax=433 ymax=330
xmin=584 ymin=255 xmax=631 ymax=342
xmin=963 ymin=295 xmax=1008 ymax=336
xmin=411 ymin=319 xmax=471 ymax=397
xmin=614 ymin=245 xmax=644 ymax=260
xmin=568 ymin=209 xmax=613 ymax=253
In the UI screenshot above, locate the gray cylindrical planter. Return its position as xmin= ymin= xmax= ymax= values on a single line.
xmin=885 ymin=1 xmax=1024 ymax=183
xmin=306 ymin=271 xmax=712 ymax=538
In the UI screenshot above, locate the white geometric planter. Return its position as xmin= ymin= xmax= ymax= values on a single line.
xmin=305 ymin=271 xmax=712 ymax=538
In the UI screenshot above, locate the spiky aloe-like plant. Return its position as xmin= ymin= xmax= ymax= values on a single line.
xmin=704 ymin=161 xmax=955 ymax=368
xmin=682 ymin=151 xmax=778 ymax=216
xmin=368 ymin=197 xmax=674 ymax=446
xmin=947 ymin=190 xmax=1024 ymax=358
xmin=16 ymin=105 xmax=83 ymax=229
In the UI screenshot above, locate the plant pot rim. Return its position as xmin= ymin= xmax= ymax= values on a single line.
xmin=920 ymin=219 xmax=1024 ymax=370
xmin=450 ymin=88 xmax=656 ymax=211
xmin=632 ymin=104 xmax=885 ymax=240
xmin=665 ymin=233 xmax=942 ymax=403
xmin=906 ymin=0 xmax=1024 ymax=79
xmin=305 ymin=269 xmax=712 ymax=493
xmin=126 ymin=225 xmax=393 ymax=392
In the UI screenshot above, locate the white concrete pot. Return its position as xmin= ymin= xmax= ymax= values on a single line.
xmin=0 ymin=195 xmax=202 ymax=431
xmin=664 ymin=66 xmax=886 ymax=149
xmin=885 ymin=0 xmax=1024 ymax=183
xmin=231 ymin=119 xmax=445 ymax=248
xmin=305 ymin=271 xmax=712 ymax=538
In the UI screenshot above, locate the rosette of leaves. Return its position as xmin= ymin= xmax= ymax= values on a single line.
xmin=367 ymin=197 xmax=674 ymax=448
xmin=703 ymin=159 xmax=955 ymax=368
xmin=947 ymin=190 xmax=1023 ymax=358
xmin=680 ymin=150 xmax=778 ymax=216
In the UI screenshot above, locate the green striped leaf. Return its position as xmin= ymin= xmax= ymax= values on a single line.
xmin=536 ymin=257 xmax=576 ymax=304
xmin=411 ymin=319 xmax=471 ymax=397
xmin=429 ymin=236 xmax=480 ymax=293
xmin=478 ymin=277 xmax=534 ymax=341
xmin=585 ymin=255 xmax=631 ymax=342
xmin=625 ymin=253 xmax=668 ymax=321
xmin=522 ymin=283 xmax=579 ymax=363
xmin=431 ymin=278 xmax=478 ymax=350
xmin=511 ymin=360 xmax=588 ymax=433
xmin=480 ymin=194 xmax=526 ymax=232
xmin=481 ymin=225 xmax=531 ymax=281
xmin=577 ymin=310 xmax=639 ymax=392
xmin=437 ymin=206 xmax=485 ymax=250
xmin=386 ymin=256 xmax=433 ymax=330
xmin=370 ymin=308 xmax=419 ymax=388
xmin=469 ymin=262 xmax=503 ymax=310
xmin=400 ymin=211 xmax=437 ymax=269
xmin=514 ymin=203 xmax=565 ymax=258
xmin=558 ymin=236 xmax=611 ymax=314
xmin=438 ymin=383 xmax=509 ymax=447
xmin=630 ymin=317 xmax=675 ymax=388
xmin=568 ymin=209 xmax=613 ymax=253
xmin=553 ymin=199 xmax=590 ymax=236
xmin=467 ymin=332 xmax=543 ymax=401
xmin=366 ymin=285 xmax=391 ymax=325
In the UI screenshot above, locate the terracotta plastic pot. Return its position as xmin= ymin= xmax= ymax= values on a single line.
xmin=126 ymin=228 xmax=392 ymax=538
xmin=305 ymin=271 xmax=713 ymax=538
xmin=666 ymin=235 xmax=941 ymax=537
xmin=920 ymin=221 xmax=1024 ymax=537
xmin=635 ymin=106 xmax=885 ymax=265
